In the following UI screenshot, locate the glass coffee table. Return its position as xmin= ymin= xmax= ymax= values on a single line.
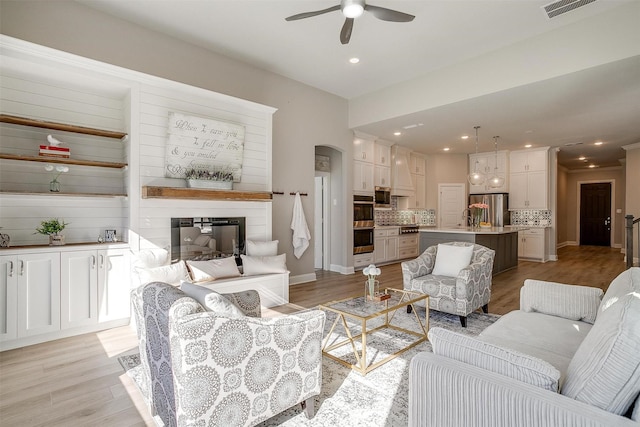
xmin=318 ymin=288 xmax=429 ymax=375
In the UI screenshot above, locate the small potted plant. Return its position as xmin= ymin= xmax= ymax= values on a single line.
xmin=35 ymin=218 xmax=69 ymax=246
xmin=184 ymin=167 xmax=235 ymax=190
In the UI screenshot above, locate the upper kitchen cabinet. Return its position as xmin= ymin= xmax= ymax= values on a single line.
xmin=353 ymin=160 xmax=374 ymax=194
xmin=469 ymin=151 xmax=509 ymax=194
xmin=509 ymin=147 xmax=550 ymax=209
xmin=374 ymin=164 xmax=391 ymax=188
xmin=353 ymin=137 xmax=374 ymax=163
xmin=410 ymin=153 xmax=426 ymax=176
xmin=374 ymin=143 xmax=391 ymax=167
xmin=391 ymin=145 xmax=414 ymax=197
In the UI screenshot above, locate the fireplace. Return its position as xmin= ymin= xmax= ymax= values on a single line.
xmin=171 ymin=217 xmax=246 ymax=264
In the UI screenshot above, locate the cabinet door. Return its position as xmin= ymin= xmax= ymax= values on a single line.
xmin=509 ymin=151 xmax=529 ymax=173
xmin=374 ymin=165 xmax=391 ymax=187
xmin=518 ymin=231 xmax=525 ymax=257
xmin=386 ymin=236 xmax=399 ymax=261
xmin=509 ymin=173 xmax=528 ymax=209
xmin=410 ymin=174 xmax=426 ymax=209
xmin=410 ymin=154 xmax=426 ymax=175
xmin=522 ymin=232 xmax=544 ymax=259
xmin=374 ymin=236 xmax=387 ymax=263
xmin=526 ymin=150 xmax=548 ymax=172
xmin=526 ymin=170 xmax=548 ymax=209
xmin=61 ymin=250 xmax=98 ymax=329
xmin=353 ymin=138 xmax=374 ymax=163
xmin=354 ymin=161 xmax=374 ymax=193
xmin=0 ymin=256 xmax=18 ymax=342
xmin=98 ymin=249 xmax=131 ymax=322
xmin=375 ymin=144 xmax=391 ymax=167
xmin=17 ymin=253 xmax=60 ymax=337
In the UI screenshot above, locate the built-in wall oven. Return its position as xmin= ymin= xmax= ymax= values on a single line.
xmin=353 ymin=195 xmax=375 ymax=254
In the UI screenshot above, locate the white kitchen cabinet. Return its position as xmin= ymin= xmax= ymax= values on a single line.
xmin=98 ymin=248 xmax=131 ymax=322
xmin=354 ymin=160 xmax=374 ymax=193
xmin=410 ymin=153 xmax=426 ymax=175
xmin=375 ymin=143 xmax=391 ymax=167
xmin=374 ymin=165 xmax=391 ymax=187
xmin=374 ymin=228 xmax=399 ymax=264
xmin=408 ymin=173 xmax=427 ymax=209
xmin=397 ymin=234 xmax=419 ymax=259
xmin=0 ymin=256 xmax=18 ymax=342
xmin=61 ymin=251 xmax=98 ymax=329
xmin=509 ymin=148 xmax=549 ymax=209
xmin=518 ymin=229 xmax=547 ymax=262
xmin=353 ymin=138 xmax=375 ymax=163
xmin=469 ymin=151 xmax=509 ymax=194
xmin=354 ymin=253 xmax=375 ymax=270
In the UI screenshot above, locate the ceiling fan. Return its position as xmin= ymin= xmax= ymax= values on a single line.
xmin=285 ymin=0 xmax=415 ymax=45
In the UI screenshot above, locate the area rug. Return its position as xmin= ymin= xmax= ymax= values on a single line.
xmin=118 ymin=307 xmax=499 ymax=427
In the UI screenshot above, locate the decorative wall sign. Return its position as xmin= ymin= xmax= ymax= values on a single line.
xmin=164 ymin=112 xmax=245 ymax=182
xmin=104 ymin=229 xmax=116 ymax=242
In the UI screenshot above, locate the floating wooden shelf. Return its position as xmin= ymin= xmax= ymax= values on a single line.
xmin=0 ymin=153 xmax=127 ymax=169
xmin=142 ymin=186 xmax=272 ymax=201
xmin=0 ymin=114 xmax=128 ymax=139
xmin=0 ymin=190 xmax=127 ymax=198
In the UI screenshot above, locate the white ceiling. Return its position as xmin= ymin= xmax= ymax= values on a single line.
xmin=79 ymin=0 xmax=640 ymax=169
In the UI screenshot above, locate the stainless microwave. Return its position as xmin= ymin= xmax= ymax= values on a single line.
xmin=375 ymin=186 xmax=391 ymax=208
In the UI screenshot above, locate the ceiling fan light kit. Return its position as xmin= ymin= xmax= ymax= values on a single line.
xmin=468 ymin=126 xmax=486 ymax=186
xmin=285 ymin=0 xmax=415 ymax=44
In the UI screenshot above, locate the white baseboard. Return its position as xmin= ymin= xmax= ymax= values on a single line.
xmin=612 ymin=243 xmax=622 ymax=249
xmin=330 ymin=264 xmax=354 ymax=275
xmin=548 ymin=255 xmax=558 ymax=261
xmin=289 ymin=272 xmax=317 ymax=285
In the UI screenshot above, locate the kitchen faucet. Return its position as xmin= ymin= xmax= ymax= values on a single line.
xmin=461 ymin=208 xmax=472 ymax=226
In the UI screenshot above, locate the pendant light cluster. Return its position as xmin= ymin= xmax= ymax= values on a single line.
xmin=468 ymin=126 xmax=485 ymax=186
xmin=467 ymin=126 xmax=505 ymax=188
xmin=488 ymin=136 xmax=505 ymax=188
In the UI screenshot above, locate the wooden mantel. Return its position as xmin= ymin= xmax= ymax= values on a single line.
xmin=141 ymin=186 xmax=273 ymax=201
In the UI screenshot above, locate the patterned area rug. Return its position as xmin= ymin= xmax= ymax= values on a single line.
xmin=118 ymin=307 xmax=499 ymax=427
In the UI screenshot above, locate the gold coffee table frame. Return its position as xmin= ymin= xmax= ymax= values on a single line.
xmin=318 ymin=288 xmax=429 ymax=375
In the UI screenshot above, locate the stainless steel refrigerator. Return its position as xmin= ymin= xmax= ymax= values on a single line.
xmin=469 ymin=193 xmax=510 ymax=226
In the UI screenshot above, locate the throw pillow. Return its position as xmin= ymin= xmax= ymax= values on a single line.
xmin=137 ymin=260 xmax=191 ymax=286
xmin=180 ymin=281 xmax=244 ymax=318
xmin=520 ymin=279 xmax=603 ymax=324
xmin=186 ymin=257 xmax=241 ymax=282
xmin=134 ymin=248 xmax=170 ymax=269
xmin=240 ymin=254 xmax=287 ymax=276
xmin=429 ymin=327 xmax=561 ymax=392
xmin=246 ymin=239 xmax=279 ymax=256
xmin=599 ymin=268 xmax=640 ymax=318
xmin=561 ymin=287 xmax=640 ymax=415
xmin=431 ymin=244 xmax=474 ymax=277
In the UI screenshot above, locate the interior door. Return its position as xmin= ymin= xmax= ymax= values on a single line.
xmin=580 ymin=183 xmax=611 ymax=246
xmin=438 ymin=183 xmax=466 ymax=227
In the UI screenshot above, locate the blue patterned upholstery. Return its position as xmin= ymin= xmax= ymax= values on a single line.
xmin=131 ymin=281 xmax=324 ymax=427
xmin=401 ymin=242 xmax=495 ymax=326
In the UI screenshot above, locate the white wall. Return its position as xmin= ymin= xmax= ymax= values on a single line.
xmin=0 ymin=0 xmax=354 ymax=277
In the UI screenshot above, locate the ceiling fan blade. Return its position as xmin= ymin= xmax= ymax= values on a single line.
xmin=365 ymin=4 xmax=415 ymax=22
xmin=285 ymin=5 xmax=341 ymax=21
xmin=340 ymin=18 xmax=354 ymax=45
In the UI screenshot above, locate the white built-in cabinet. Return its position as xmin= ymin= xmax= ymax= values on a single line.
xmin=1 ymin=245 xmax=130 ymax=351
xmin=374 ymin=228 xmax=399 ymax=263
xmin=518 ymin=229 xmax=548 ymax=262
xmin=353 ymin=137 xmax=375 ymax=194
xmin=353 ymin=138 xmax=374 ymax=163
xmin=468 ymin=151 xmax=509 ymax=194
xmin=375 ymin=143 xmax=391 ymax=167
xmin=409 ymin=153 xmax=427 ymax=209
xmin=397 ymin=234 xmax=419 ymax=259
xmin=509 ymin=148 xmax=549 ymax=209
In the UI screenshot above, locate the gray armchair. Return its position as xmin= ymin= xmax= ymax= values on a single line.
xmin=131 ymin=281 xmax=325 ymax=427
xmin=401 ymin=242 xmax=495 ymax=327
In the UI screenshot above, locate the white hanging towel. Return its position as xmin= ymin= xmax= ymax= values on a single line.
xmin=291 ymin=192 xmax=311 ymax=259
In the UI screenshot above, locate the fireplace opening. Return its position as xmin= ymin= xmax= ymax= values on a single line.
xmin=171 ymin=217 xmax=246 ymax=264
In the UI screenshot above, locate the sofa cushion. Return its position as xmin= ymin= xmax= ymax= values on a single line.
xmin=599 ymin=267 xmax=640 ymax=318
xmin=479 ymin=310 xmax=592 ymax=384
xmin=431 ymin=244 xmax=473 ymax=277
xmin=186 ymin=257 xmax=241 ymax=282
xmin=137 ymin=260 xmax=190 ymax=286
xmin=561 ymin=269 xmax=640 ymax=415
xmin=241 ymin=254 xmax=287 ymax=275
xmin=521 ymin=279 xmax=603 ymax=324
xmin=429 ymin=327 xmax=561 ymax=392
xmin=246 ymin=239 xmax=279 ymax=256
xmin=180 ymin=281 xmax=244 ymax=318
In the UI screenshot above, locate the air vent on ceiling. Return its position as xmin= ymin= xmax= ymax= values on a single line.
xmin=542 ymin=0 xmax=597 ymax=19
xmin=563 ymin=141 xmax=583 ymax=146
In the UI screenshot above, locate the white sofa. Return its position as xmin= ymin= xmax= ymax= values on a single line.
xmin=409 ymin=267 xmax=640 ymax=427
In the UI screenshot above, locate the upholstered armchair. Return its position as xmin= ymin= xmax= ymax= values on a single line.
xmin=131 ymin=281 xmax=325 ymax=427
xmin=401 ymin=242 xmax=495 ymax=327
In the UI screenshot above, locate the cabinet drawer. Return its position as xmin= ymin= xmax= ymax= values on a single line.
xmin=354 ymin=253 xmax=374 ymax=268
xmin=387 ymin=228 xmax=400 ymax=236
xmin=398 ymin=247 xmax=419 ymax=259
xmin=525 ymin=228 xmax=545 ymax=236
xmin=398 ymin=235 xmax=418 ymax=247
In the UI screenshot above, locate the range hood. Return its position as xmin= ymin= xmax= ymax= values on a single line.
xmin=391 ymin=145 xmax=414 ymax=196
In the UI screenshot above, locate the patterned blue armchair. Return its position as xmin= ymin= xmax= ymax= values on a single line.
xmin=401 ymin=242 xmax=495 ymax=327
xmin=131 ymin=281 xmax=325 ymax=427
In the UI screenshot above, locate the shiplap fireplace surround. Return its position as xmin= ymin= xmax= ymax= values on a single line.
xmin=0 ymin=35 xmax=278 ymax=253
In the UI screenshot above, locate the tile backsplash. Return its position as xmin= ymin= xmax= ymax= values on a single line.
xmin=510 ymin=210 xmax=552 ymax=227
xmin=375 ymin=206 xmax=436 ymax=226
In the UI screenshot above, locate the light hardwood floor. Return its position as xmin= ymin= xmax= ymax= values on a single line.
xmin=0 ymin=245 xmax=627 ymax=426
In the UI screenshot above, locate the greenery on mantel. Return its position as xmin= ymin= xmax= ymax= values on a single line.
xmin=34 ymin=218 xmax=69 ymax=235
xmin=184 ymin=168 xmax=234 ymax=182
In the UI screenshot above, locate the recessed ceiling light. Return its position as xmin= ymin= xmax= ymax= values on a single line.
xmin=349 ymin=57 xmax=360 ymax=64
xmin=461 ymin=135 xmax=469 ymax=140
xmin=393 ymin=131 xmax=401 ymax=136
xmin=525 ymin=144 xmax=532 ymax=148
xmin=524 ymin=130 xmax=534 ymax=134
xmin=443 ymin=147 xmax=450 ymax=151
xmin=578 ymin=156 xmax=586 ymax=161
xmin=594 ymin=141 xmax=603 ymax=146
xmin=589 ymin=164 xmax=597 ymax=168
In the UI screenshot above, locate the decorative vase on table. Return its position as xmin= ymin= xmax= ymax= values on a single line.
xmin=49 ymin=234 xmax=65 ymax=246
xmin=365 ymin=279 xmax=380 ymax=301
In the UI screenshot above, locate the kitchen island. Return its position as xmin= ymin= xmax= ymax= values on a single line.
xmin=418 ymin=226 xmax=522 ymax=275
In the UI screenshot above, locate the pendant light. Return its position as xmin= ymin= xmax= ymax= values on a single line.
xmin=488 ymin=136 xmax=505 ymax=188
xmin=468 ymin=126 xmax=485 ymax=186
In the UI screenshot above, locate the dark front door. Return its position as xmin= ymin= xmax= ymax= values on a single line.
xmin=580 ymin=183 xmax=611 ymax=246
